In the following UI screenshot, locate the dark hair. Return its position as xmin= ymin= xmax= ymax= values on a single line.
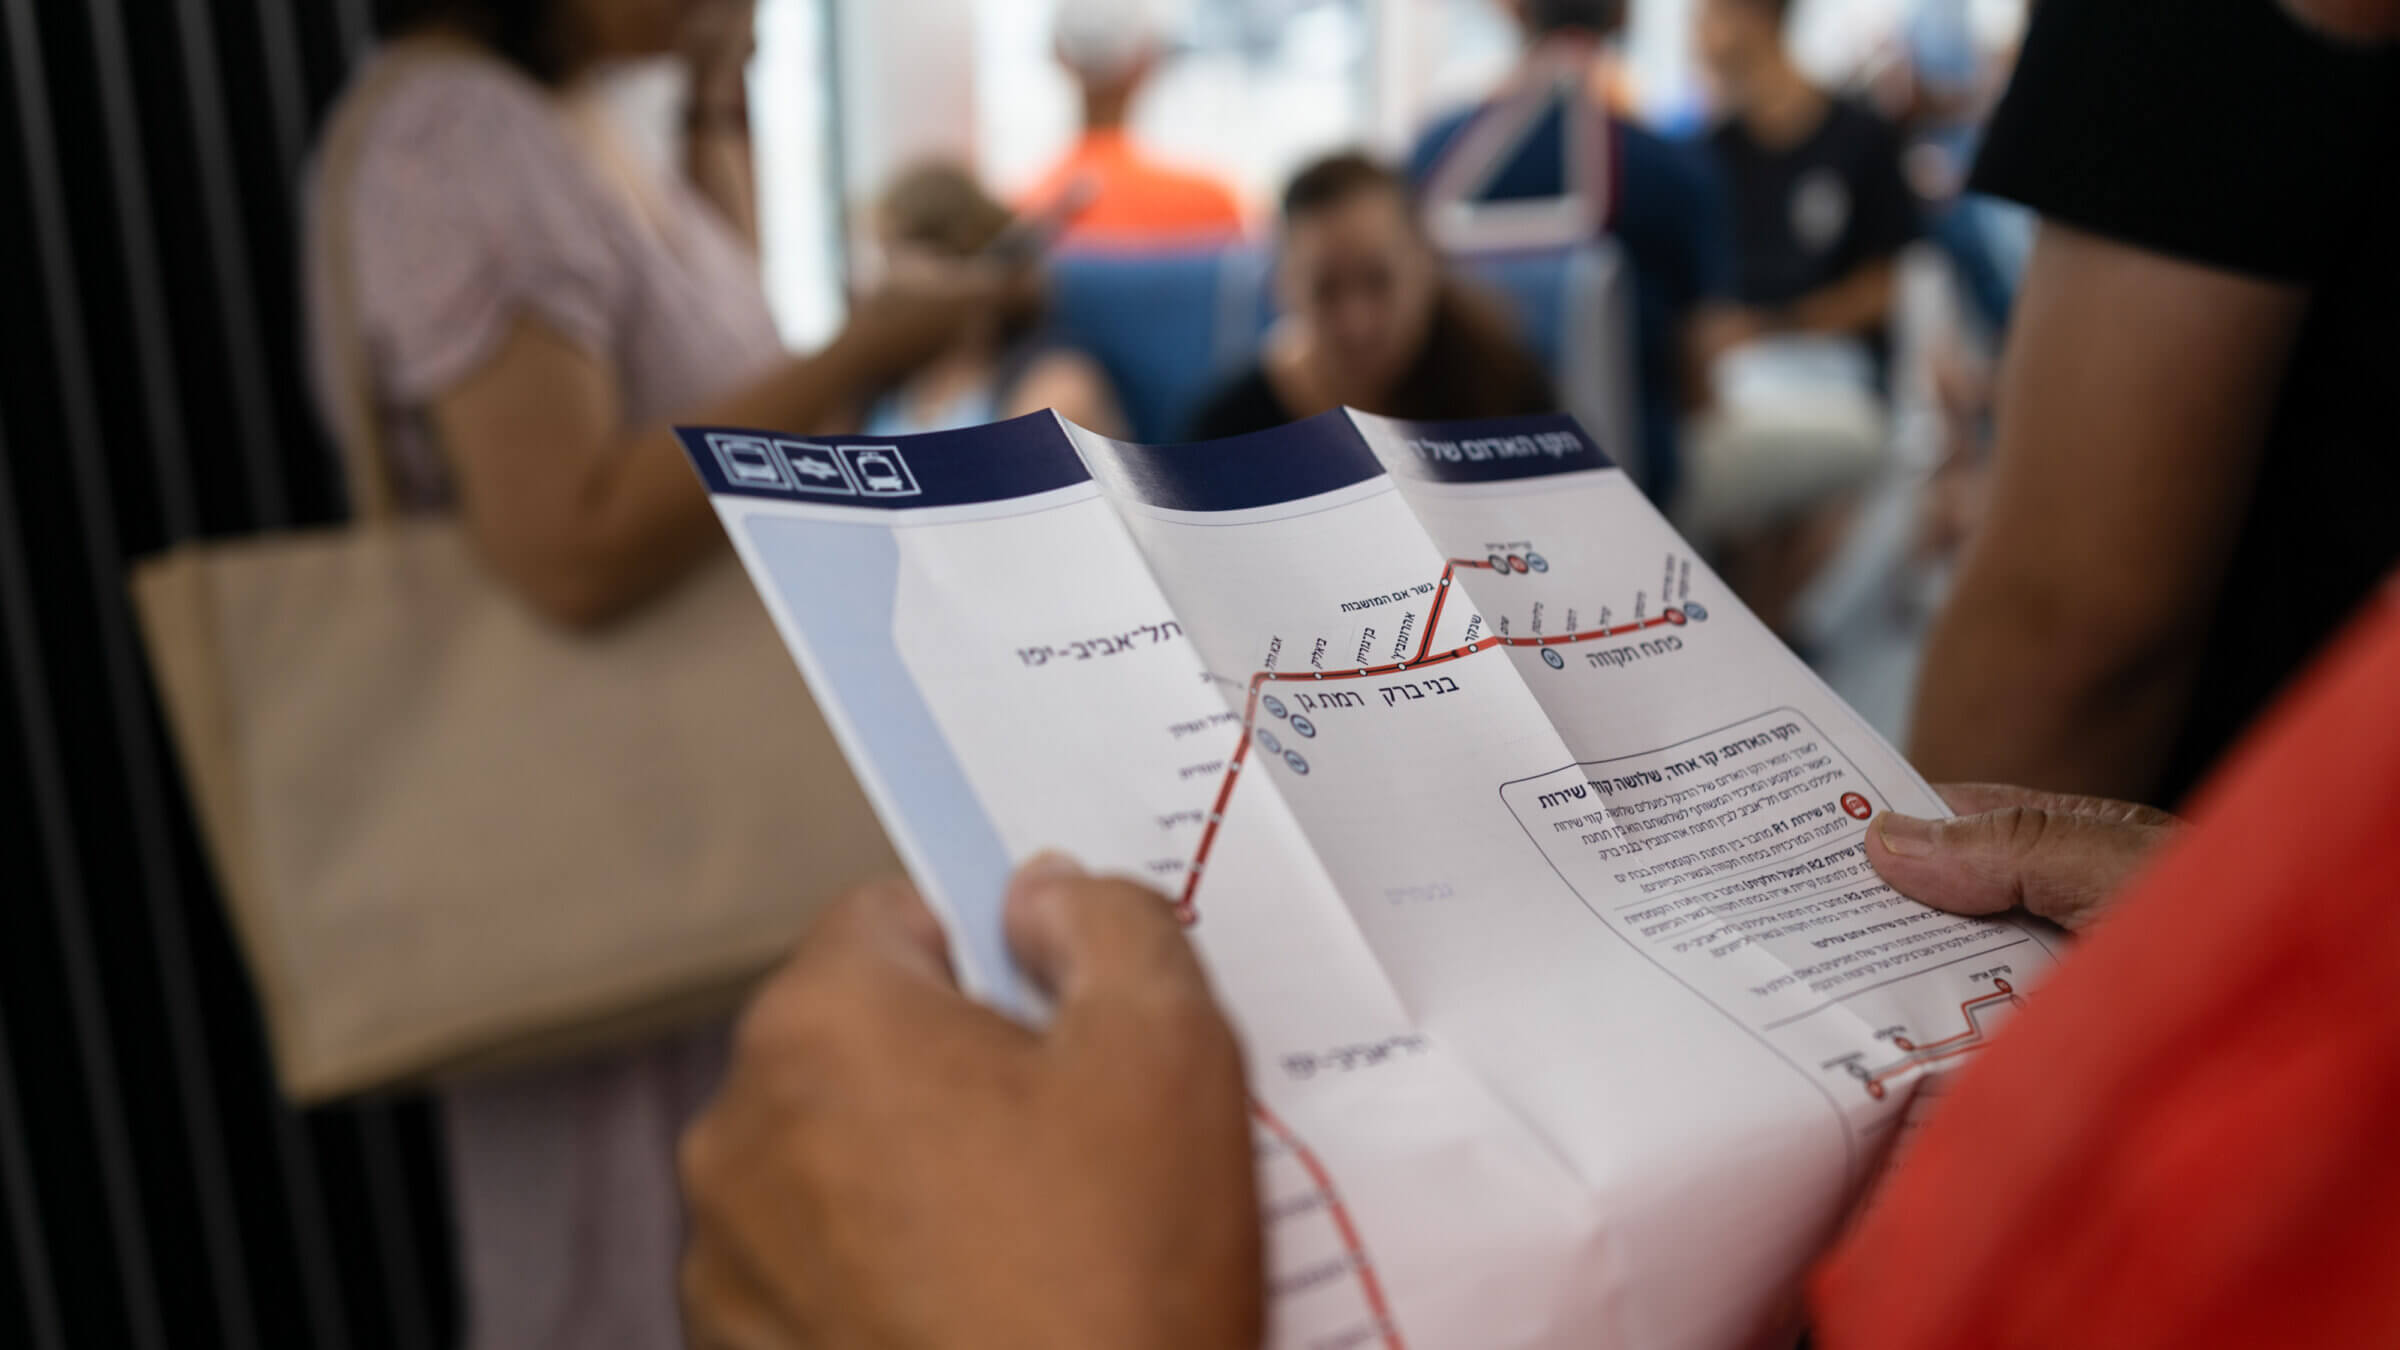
xmin=874 ymin=159 xmax=1044 ymax=344
xmin=1280 ymin=149 xmax=1407 ymax=221
xmin=384 ymin=0 xmax=571 ymax=83
xmin=1523 ymin=0 xmax=1629 ymax=36
xmin=878 ymin=160 xmax=1017 ymax=258
xmin=1277 ymin=152 xmax=1557 ymax=424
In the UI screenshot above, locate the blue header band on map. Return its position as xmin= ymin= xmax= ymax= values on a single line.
xmin=1072 ymin=410 xmax=1388 ymax=512
xmin=680 ymin=409 xmax=1616 ymax=513
xmin=1368 ymin=412 xmax=1615 ymax=485
xmin=677 ymin=411 xmax=1090 ymax=509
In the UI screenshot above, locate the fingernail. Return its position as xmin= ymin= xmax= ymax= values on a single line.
xmin=1876 ymin=813 xmax=1936 ymax=857
xmin=1011 ymin=851 xmax=1086 ymax=891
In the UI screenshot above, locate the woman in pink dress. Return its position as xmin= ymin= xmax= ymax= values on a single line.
xmin=302 ymin=2 xmax=994 ymax=1344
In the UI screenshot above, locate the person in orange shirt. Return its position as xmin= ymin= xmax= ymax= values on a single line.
xmin=1811 ymin=582 xmax=2400 ymax=1350
xmin=1019 ymin=0 xmax=1246 ymax=249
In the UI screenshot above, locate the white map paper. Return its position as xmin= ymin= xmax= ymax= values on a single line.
xmin=678 ymin=410 xmax=2061 ymax=1350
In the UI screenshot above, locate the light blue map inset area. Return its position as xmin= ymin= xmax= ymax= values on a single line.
xmin=744 ymin=513 xmax=1029 ymax=1012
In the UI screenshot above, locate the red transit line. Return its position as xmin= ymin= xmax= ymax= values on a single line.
xmin=1860 ymin=980 xmax=2022 ymax=1098
xmin=1174 ymin=558 xmax=1684 ymax=921
xmin=1251 ymin=1097 xmax=1408 ymax=1350
xmin=1181 ymin=562 xmax=1666 ymax=1346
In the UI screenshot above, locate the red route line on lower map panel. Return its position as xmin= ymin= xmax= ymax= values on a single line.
xmin=1251 ymin=1098 xmax=1407 ymax=1350
xmin=1861 ymin=982 xmax=2021 ymax=1098
xmin=1174 ymin=559 xmax=1685 ymax=919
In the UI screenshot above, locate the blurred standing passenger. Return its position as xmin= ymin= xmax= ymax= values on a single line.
xmin=1017 ymin=0 xmax=1246 ymax=248
xmin=1187 ymin=154 xmax=1553 ymax=439
xmin=1907 ymin=0 xmax=2399 ymax=806
xmin=860 ymin=162 xmax=1126 ymax=437
xmin=304 ymin=1 xmax=1008 ymax=1346
xmin=1893 ymin=0 xmax=2032 ymax=333
xmin=1408 ymin=0 xmax=1744 ymax=506
xmin=1696 ymin=0 xmax=1921 ymax=369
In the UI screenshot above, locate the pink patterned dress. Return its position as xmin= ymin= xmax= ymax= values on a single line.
xmin=305 ymin=48 xmax=790 ymax=1350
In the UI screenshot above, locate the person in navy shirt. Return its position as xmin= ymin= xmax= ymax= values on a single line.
xmin=1407 ymin=0 xmax=1743 ymax=509
xmin=1695 ymin=0 xmax=1920 ymax=371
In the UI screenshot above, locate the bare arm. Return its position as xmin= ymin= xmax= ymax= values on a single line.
xmin=429 ymin=255 xmax=1023 ymax=628
xmin=686 ymin=123 xmax=758 ymax=252
xmin=681 ymin=0 xmax=759 ymax=249
xmin=1907 ymin=221 xmax=2307 ymax=799
xmin=1681 ymin=258 xmax=1897 ymax=405
xmin=1762 ymin=256 xmax=1897 ymax=340
xmin=1002 ymin=350 xmax=1127 ymax=440
xmin=430 ymin=318 xmax=888 ymax=628
xmin=1683 ymin=302 xmax=1755 ymax=408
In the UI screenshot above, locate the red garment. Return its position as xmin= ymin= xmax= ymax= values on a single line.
xmin=1019 ymin=131 xmax=1245 ymax=249
xmin=1812 ymin=581 xmax=2400 ymax=1349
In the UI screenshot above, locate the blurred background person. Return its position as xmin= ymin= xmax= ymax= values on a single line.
xmin=1680 ymin=0 xmax=1922 ymax=645
xmin=305 ymin=1 xmax=1009 ymax=1346
xmin=858 ymin=161 xmax=1127 ymax=436
xmin=1888 ymin=0 xmax=2033 ymax=336
xmin=1696 ymin=0 xmax=1920 ymax=366
xmin=1017 ymin=0 xmax=1247 ymax=248
xmin=1906 ymin=0 xmax=2400 ymax=805
xmin=1187 ymin=152 xmax=1555 ymax=439
xmin=1879 ymin=2 xmax=2028 ymax=636
xmin=1408 ymin=0 xmax=1744 ymax=506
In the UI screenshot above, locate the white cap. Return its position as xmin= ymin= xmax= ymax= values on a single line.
xmin=1053 ymin=0 xmax=1170 ymax=82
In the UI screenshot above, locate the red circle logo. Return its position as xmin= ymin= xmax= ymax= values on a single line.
xmin=1840 ymin=792 xmax=1873 ymax=820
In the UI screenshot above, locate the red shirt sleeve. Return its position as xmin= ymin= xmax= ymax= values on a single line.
xmin=1810 ymin=579 xmax=2400 ymax=1350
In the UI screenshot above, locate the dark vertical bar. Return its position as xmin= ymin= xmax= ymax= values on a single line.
xmin=208 ymin=7 xmax=368 ymax=1340
xmin=24 ymin=2 xmax=280 ymax=1341
xmin=251 ymin=0 xmax=311 ymax=178
xmin=76 ymin=22 xmax=266 ymax=1343
xmin=358 ymin=1104 xmax=435 ymax=1350
xmin=273 ymin=1108 xmax=357 ymax=1350
xmin=81 ymin=0 xmax=199 ymax=540
xmin=334 ymin=0 xmax=373 ymax=61
xmin=0 ymin=385 xmax=163 ymax=1350
xmin=165 ymin=0 xmax=291 ymax=526
xmin=11 ymin=4 xmax=467 ymax=1350
xmin=0 ymin=1002 xmax=65 ymax=1350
